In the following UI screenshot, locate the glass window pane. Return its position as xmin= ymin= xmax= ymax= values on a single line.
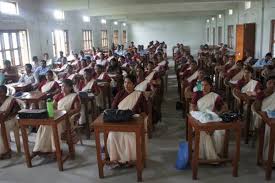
xmin=0 ymin=52 xmax=3 ymax=68
xmin=19 ymin=31 xmax=29 ymax=65
xmin=0 ymin=2 xmax=17 ymax=15
xmin=5 ymin=51 xmax=11 ymax=61
xmin=3 ymin=33 xmax=10 ymax=49
xmin=12 ymin=33 xmax=18 ymax=48
xmin=14 ymin=50 xmax=20 ymax=65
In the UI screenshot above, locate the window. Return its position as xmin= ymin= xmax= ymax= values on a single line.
xmin=52 ymin=30 xmax=69 ymax=57
xmin=113 ymin=30 xmax=119 ymax=46
xmin=270 ymin=20 xmax=275 ymax=57
xmin=207 ymin=28 xmax=210 ymax=43
xmin=0 ymin=1 xmax=18 ymax=15
xmin=83 ymin=30 xmax=93 ymax=50
xmin=122 ymin=30 xmax=127 ymax=46
xmin=229 ymin=9 xmax=233 ymax=15
xmin=83 ymin=16 xmax=90 ymax=22
xmin=101 ymin=30 xmax=108 ymax=48
xmin=212 ymin=28 xmax=216 ymax=45
xmin=53 ymin=10 xmax=64 ymax=20
xmin=0 ymin=30 xmax=29 ymax=68
xmin=245 ymin=1 xmax=251 ymax=10
xmin=228 ymin=25 xmax=234 ymax=48
xmin=218 ymin=26 xmax=222 ymax=44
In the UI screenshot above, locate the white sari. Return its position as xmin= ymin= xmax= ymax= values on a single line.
xmin=196 ymin=92 xmax=225 ymax=160
xmin=33 ymin=93 xmax=77 ymax=152
xmin=107 ymin=91 xmax=148 ymax=163
xmin=229 ymin=70 xmax=244 ymax=84
xmin=41 ymin=81 xmax=57 ymax=93
xmin=0 ymin=96 xmax=17 ymax=154
xmin=187 ymin=71 xmax=198 ymax=83
xmin=135 ymin=71 xmax=157 ymax=92
xmin=241 ymin=79 xmax=259 ymax=93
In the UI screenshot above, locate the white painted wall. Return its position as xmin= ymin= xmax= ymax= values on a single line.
xmin=128 ymin=15 xmax=206 ymax=56
xmin=205 ymin=0 xmax=275 ymax=58
xmin=0 ymin=0 xmax=128 ymax=63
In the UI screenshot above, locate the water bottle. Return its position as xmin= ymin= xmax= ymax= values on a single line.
xmin=197 ymin=81 xmax=202 ymax=91
xmin=46 ymin=98 xmax=54 ymax=118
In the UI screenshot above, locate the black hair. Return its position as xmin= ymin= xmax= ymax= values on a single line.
xmin=84 ymin=68 xmax=93 ymax=75
xmin=63 ymin=79 xmax=74 ymax=93
xmin=4 ymin=60 xmax=11 ymax=66
xmin=267 ymin=76 xmax=275 ymax=82
xmin=46 ymin=70 xmax=54 ymax=76
xmin=0 ymin=85 xmax=7 ymax=94
xmin=125 ymin=74 xmax=137 ymax=85
xmin=25 ymin=63 xmax=32 ymax=69
xmin=244 ymin=65 xmax=254 ymax=73
xmin=95 ymin=64 xmax=104 ymax=70
xmin=202 ymin=76 xmax=213 ymax=86
xmin=266 ymin=52 xmax=272 ymax=57
xmin=32 ymin=56 xmax=38 ymax=61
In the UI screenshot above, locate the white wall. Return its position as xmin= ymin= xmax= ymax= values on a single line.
xmin=205 ymin=0 xmax=275 ymax=58
xmin=0 ymin=0 xmax=128 ymax=63
xmin=128 ymin=15 xmax=206 ymax=56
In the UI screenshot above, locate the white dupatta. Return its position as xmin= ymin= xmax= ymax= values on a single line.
xmin=197 ymin=92 xmax=219 ymax=112
xmin=118 ymin=91 xmax=142 ymax=110
xmin=41 ymin=81 xmax=56 ymax=93
xmin=187 ymin=71 xmax=198 ymax=83
xmin=67 ymin=73 xmax=76 ymax=80
xmin=230 ymin=70 xmax=244 ymax=84
xmin=261 ymin=92 xmax=275 ymax=111
xmin=241 ymin=79 xmax=258 ymax=93
xmin=81 ymin=79 xmax=95 ymax=92
xmin=145 ymin=71 xmax=156 ymax=81
xmin=97 ymin=73 xmax=105 ymax=80
xmin=57 ymin=93 xmax=77 ymax=111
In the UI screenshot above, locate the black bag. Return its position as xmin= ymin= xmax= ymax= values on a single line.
xmin=103 ymin=109 xmax=134 ymax=122
xmin=219 ymin=112 xmax=241 ymax=123
xmin=18 ymin=109 xmax=49 ymax=119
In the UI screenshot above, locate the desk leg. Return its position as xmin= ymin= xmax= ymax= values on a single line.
xmin=104 ymin=130 xmax=109 ymax=160
xmin=84 ymin=102 xmax=90 ymax=139
xmin=21 ymin=126 xmax=32 ymax=168
xmin=1 ymin=122 xmax=11 ymax=157
xmin=66 ymin=117 xmax=75 ymax=159
xmin=245 ymin=103 xmax=252 ymax=144
xmin=141 ymin=127 xmax=146 ymax=168
xmin=185 ymin=116 xmax=189 ymax=140
xmin=266 ymin=127 xmax=275 ymax=180
xmin=257 ymin=125 xmax=265 ymax=166
xmin=52 ymin=125 xmax=63 ymax=171
xmin=223 ymin=130 xmax=229 ymax=158
xmin=192 ymin=130 xmax=200 ymax=180
xmin=233 ymin=127 xmax=241 ymax=177
xmin=95 ymin=129 xmax=104 ymax=178
xmin=136 ymin=130 xmax=143 ymax=182
xmin=188 ymin=119 xmax=193 ymax=165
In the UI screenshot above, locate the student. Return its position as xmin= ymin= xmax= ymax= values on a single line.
xmin=253 ymin=52 xmax=273 ymax=68
xmin=1 ymin=60 xmax=19 ymax=83
xmin=34 ymin=60 xmax=49 ymax=83
xmin=18 ymin=64 xmax=35 ymax=85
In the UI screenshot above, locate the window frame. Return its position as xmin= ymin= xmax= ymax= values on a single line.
xmin=212 ymin=27 xmax=216 ymax=45
xmin=122 ymin=30 xmax=127 ymax=46
xmin=207 ymin=27 xmax=210 ymax=43
xmin=0 ymin=30 xmax=30 ymax=68
xmin=218 ymin=26 xmax=222 ymax=44
xmin=113 ymin=30 xmax=119 ymax=46
xmin=101 ymin=30 xmax=108 ymax=49
xmin=0 ymin=1 xmax=18 ymax=15
xmin=83 ymin=30 xmax=93 ymax=50
xmin=52 ymin=29 xmax=69 ymax=57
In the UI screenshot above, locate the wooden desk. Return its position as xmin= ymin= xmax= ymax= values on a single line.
xmin=258 ymin=112 xmax=275 ymax=180
xmin=187 ymin=114 xmax=241 ymax=180
xmin=97 ymin=82 xmax=111 ymax=109
xmin=93 ymin=114 xmax=146 ymax=182
xmin=79 ymin=93 xmax=96 ymax=139
xmin=18 ymin=110 xmax=75 ymax=171
xmin=16 ymin=91 xmax=47 ymax=109
xmin=6 ymin=83 xmax=32 ymax=92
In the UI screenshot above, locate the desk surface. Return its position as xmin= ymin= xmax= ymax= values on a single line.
xmin=17 ymin=91 xmax=46 ymax=100
xmin=93 ymin=114 xmax=144 ymax=128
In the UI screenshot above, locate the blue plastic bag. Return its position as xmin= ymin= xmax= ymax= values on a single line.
xmin=175 ymin=141 xmax=189 ymax=170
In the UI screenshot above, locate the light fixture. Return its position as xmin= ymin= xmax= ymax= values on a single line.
xmin=83 ymin=16 xmax=90 ymax=22
xmin=229 ymin=9 xmax=233 ymax=15
xmin=101 ymin=19 xmax=106 ymax=24
xmin=123 ymin=23 xmax=126 ymax=26
xmin=54 ymin=10 xmax=64 ymax=20
xmin=245 ymin=1 xmax=251 ymax=10
xmin=114 ymin=21 xmax=118 ymax=25
xmin=218 ymin=14 xmax=222 ymax=19
xmin=206 ymin=19 xmax=210 ymax=23
xmin=212 ymin=17 xmax=215 ymax=21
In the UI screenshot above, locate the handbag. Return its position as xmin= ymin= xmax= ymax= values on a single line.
xmin=175 ymin=141 xmax=189 ymax=170
xmin=219 ymin=112 xmax=241 ymax=122
xmin=103 ymin=109 xmax=134 ymax=122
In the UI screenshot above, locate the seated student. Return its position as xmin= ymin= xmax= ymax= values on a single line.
xmin=0 ymin=85 xmax=21 ymax=159
xmin=243 ymin=50 xmax=254 ymax=65
xmin=95 ymin=64 xmax=111 ymax=83
xmin=236 ymin=65 xmax=262 ymax=97
xmin=18 ymin=64 xmax=35 ymax=85
xmin=43 ymin=53 xmax=52 ymax=67
xmin=135 ymin=65 xmax=145 ymax=84
xmin=224 ymin=60 xmax=244 ymax=81
xmin=76 ymin=68 xmax=100 ymax=125
xmin=191 ymin=77 xmax=228 ymax=160
xmin=253 ymin=52 xmax=273 ymax=68
xmin=185 ymin=69 xmax=206 ymax=99
xmin=38 ymin=70 xmax=60 ymax=96
xmin=180 ymin=61 xmax=198 ymax=81
xmin=96 ymin=52 xmax=108 ymax=67
xmin=33 ymin=79 xmax=81 ymax=153
xmin=55 ymin=51 xmax=67 ymax=66
xmin=34 ymin=60 xmax=49 ymax=83
xmin=61 ymin=64 xmax=75 ymax=81
xmin=1 ymin=60 xmax=19 ymax=83
xmin=78 ymin=59 xmax=91 ymax=75
xmin=261 ymin=58 xmax=275 ymax=80
xmin=107 ymin=75 xmax=148 ymax=164
xmin=253 ymin=76 xmax=275 ymax=161
xmin=32 ymin=56 xmax=40 ymax=72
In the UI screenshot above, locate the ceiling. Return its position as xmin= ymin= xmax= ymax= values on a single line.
xmin=41 ymin=0 xmax=258 ymax=19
